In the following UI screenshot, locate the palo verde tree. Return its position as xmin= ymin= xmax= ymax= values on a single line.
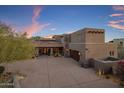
xmin=0 ymin=22 xmax=35 ymax=64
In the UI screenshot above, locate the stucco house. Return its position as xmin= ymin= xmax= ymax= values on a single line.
xmin=112 ymin=38 xmax=124 ymax=59
xmin=63 ymin=28 xmax=118 ymax=67
xmin=33 ymin=27 xmax=118 ymax=68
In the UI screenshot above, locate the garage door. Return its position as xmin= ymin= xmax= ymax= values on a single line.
xmin=70 ymin=49 xmax=80 ymax=61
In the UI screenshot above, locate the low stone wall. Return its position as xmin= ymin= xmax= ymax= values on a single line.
xmin=93 ymin=59 xmax=118 ymax=74
xmin=13 ymin=75 xmax=21 ymax=88
xmin=0 ymin=75 xmax=21 ymax=88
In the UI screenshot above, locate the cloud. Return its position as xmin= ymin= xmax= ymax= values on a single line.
xmin=108 ymin=20 xmax=124 ymax=30
xmin=50 ymin=28 xmax=56 ymax=31
xmin=109 ymin=20 xmax=124 ymax=24
xmin=110 ymin=13 xmax=124 ymax=17
xmin=108 ymin=6 xmax=124 ymax=31
xmin=32 ymin=6 xmax=42 ymax=23
xmin=24 ymin=23 xmax=50 ymax=38
xmin=112 ymin=5 xmax=124 ymax=11
xmin=108 ymin=23 xmax=124 ymax=30
xmin=24 ymin=6 xmax=50 ymax=38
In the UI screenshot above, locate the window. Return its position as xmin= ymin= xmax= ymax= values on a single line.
xmin=109 ymin=51 xmax=111 ymax=56
xmin=112 ymin=51 xmax=114 ymax=56
xmin=109 ymin=51 xmax=114 ymax=56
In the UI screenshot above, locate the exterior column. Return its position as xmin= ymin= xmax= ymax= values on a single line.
xmin=50 ymin=48 xmax=53 ymax=55
xmin=35 ymin=48 xmax=39 ymax=57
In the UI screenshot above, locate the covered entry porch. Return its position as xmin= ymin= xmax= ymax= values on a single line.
xmin=35 ymin=47 xmax=63 ymax=56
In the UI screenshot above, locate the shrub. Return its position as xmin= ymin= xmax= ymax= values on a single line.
xmin=105 ymin=75 xmax=110 ymax=79
xmin=0 ymin=22 xmax=35 ymax=64
xmin=0 ymin=66 xmax=5 ymax=74
xmin=0 ymin=36 xmax=35 ymax=63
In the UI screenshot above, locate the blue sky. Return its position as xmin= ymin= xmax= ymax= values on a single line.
xmin=0 ymin=5 xmax=124 ymax=41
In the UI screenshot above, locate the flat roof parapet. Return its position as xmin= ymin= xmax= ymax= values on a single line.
xmin=70 ymin=27 xmax=105 ymax=34
xmin=83 ymin=27 xmax=105 ymax=31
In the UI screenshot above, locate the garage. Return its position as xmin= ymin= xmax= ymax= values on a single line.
xmin=70 ymin=49 xmax=80 ymax=61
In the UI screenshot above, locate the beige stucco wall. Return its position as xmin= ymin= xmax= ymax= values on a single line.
xmin=70 ymin=30 xmax=85 ymax=43
xmin=105 ymin=43 xmax=118 ymax=58
xmin=84 ymin=42 xmax=118 ymax=59
xmin=113 ymin=39 xmax=124 ymax=59
xmin=33 ymin=41 xmax=63 ymax=47
xmin=85 ymin=29 xmax=106 ymax=59
xmin=113 ymin=39 xmax=124 ymax=47
xmin=68 ymin=28 xmax=108 ymax=61
xmin=85 ymin=29 xmax=105 ymax=43
xmin=64 ymin=28 xmax=118 ymax=62
xmin=69 ymin=29 xmax=85 ymax=51
xmin=85 ymin=44 xmax=106 ymax=59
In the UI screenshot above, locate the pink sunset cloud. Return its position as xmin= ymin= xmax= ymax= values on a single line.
xmin=109 ymin=20 xmax=124 ymax=24
xmin=110 ymin=13 xmax=124 ymax=17
xmin=24 ymin=6 xmax=50 ymax=38
xmin=108 ymin=6 xmax=124 ymax=31
xmin=108 ymin=23 xmax=124 ymax=30
xmin=112 ymin=5 xmax=124 ymax=11
xmin=108 ymin=19 xmax=124 ymax=30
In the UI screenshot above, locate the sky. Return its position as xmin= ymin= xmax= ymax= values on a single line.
xmin=0 ymin=5 xmax=124 ymax=41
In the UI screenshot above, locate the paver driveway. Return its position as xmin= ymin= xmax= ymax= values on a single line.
xmin=3 ymin=56 xmax=119 ymax=88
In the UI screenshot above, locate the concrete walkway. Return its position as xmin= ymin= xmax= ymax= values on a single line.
xmin=3 ymin=56 xmax=119 ymax=88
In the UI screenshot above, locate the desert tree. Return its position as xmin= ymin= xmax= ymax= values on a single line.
xmin=0 ymin=22 xmax=35 ymax=65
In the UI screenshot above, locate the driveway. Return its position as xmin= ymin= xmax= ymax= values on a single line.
xmin=3 ymin=56 xmax=119 ymax=88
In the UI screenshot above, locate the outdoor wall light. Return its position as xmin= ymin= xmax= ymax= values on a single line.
xmin=78 ymin=52 xmax=80 ymax=55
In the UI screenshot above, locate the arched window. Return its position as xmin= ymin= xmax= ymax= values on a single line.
xmin=109 ymin=51 xmax=111 ymax=56
xmin=112 ymin=51 xmax=114 ymax=56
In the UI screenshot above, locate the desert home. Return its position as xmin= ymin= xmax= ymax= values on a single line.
xmin=32 ymin=28 xmax=121 ymax=67
xmin=33 ymin=35 xmax=64 ymax=56
xmin=63 ymin=28 xmax=118 ymax=68
xmin=31 ymin=27 xmax=124 ymax=76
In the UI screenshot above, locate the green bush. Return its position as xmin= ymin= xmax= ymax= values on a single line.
xmin=0 ymin=66 xmax=5 ymax=74
xmin=0 ymin=22 xmax=35 ymax=63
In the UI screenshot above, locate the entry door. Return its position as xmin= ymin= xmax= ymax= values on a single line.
xmin=39 ymin=48 xmax=43 ymax=55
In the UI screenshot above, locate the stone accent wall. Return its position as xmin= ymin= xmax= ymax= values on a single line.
xmin=94 ymin=59 xmax=118 ymax=74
